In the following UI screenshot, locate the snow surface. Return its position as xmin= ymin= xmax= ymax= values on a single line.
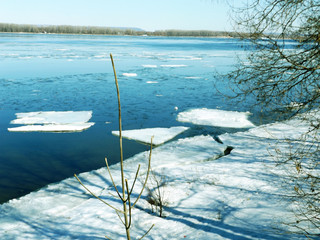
xmin=8 ymin=111 xmax=94 ymax=132
xmin=0 ymin=114 xmax=313 ymax=239
xmin=177 ymin=108 xmax=255 ymax=128
xmin=112 ymin=126 xmax=189 ymax=145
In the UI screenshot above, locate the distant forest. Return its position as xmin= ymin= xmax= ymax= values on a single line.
xmin=0 ymin=23 xmax=236 ymax=37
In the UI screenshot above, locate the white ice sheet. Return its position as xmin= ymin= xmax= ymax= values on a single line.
xmin=9 ymin=111 xmax=94 ymax=132
xmin=112 ymin=126 xmax=189 ymax=145
xmin=10 ymin=111 xmax=93 ymax=124
xmin=8 ymin=123 xmax=95 ymax=132
xmin=177 ymin=108 xmax=255 ymax=128
xmin=122 ymin=73 xmax=137 ymax=77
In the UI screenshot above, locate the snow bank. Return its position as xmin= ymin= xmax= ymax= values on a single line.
xmin=8 ymin=111 xmax=94 ymax=132
xmin=177 ymin=108 xmax=255 ymax=128
xmin=1 ymin=113 xmax=311 ymax=239
xmin=0 ymin=135 xmax=227 ymax=240
xmin=112 ymin=126 xmax=189 ymax=145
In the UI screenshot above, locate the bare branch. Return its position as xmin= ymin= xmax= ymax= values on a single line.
xmin=138 ymin=224 xmax=155 ymax=240
xmin=132 ymin=137 xmax=154 ymax=208
xmin=74 ymin=174 xmax=124 ymax=213
xmin=105 ymin=157 xmax=124 ymax=202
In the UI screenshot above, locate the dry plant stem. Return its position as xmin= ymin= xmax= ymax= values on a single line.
xmin=75 ymin=54 xmax=154 ymax=240
xmin=110 ymin=53 xmax=131 ymax=240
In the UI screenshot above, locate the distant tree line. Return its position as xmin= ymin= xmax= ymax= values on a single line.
xmin=152 ymin=29 xmax=237 ymax=37
xmin=0 ymin=23 xmax=139 ymax=35
xmin=0 ymin=23 xmax=235 ymax=37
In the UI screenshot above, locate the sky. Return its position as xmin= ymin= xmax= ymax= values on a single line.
xmin=0 ymin=0 xmax=239 ymax=31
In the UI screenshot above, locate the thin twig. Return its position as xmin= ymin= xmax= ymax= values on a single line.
xmin=138 ymin=224 xmax=155 ymax=240
xmin=105 ymin=157 xmax=124 ymax=201
xmin=74 ymin=174 xmax=124 ymax=213
xmin=125 ymin=179 xmax=132 ymax=230
xmin=116 ymin=210 xmax=126 ymax=226
xmin=129 ymin=164 xmax=141 ymax=196
xmin=105 ymin=235 xmax=113 ymax=240
xmin=132 ymin=136 xmax=154 ymax=208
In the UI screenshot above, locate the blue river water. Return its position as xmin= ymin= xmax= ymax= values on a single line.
xmin=0 ymin=33 xmax=278 ymax=203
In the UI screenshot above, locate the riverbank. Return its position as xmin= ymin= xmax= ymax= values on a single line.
xmin=0 ymin=110 xmax=313 ymax=239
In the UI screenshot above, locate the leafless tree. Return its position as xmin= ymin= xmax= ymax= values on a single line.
xmin=226 ymin=0 xmax=320 ymax=238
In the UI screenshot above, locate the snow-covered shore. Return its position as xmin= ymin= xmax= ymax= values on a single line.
xmin=0 ymin=110 xmax=312 ymax=239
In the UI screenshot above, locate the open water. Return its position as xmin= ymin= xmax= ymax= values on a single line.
xmin=0 ymin=33 xmax=279 ymax=203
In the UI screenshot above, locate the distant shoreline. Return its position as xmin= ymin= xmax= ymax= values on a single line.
xmin=0 ymin=23 xmax=236 ymax=38
xmin=0 ymin=23 xmax=297 ymax=40
xmin=0 ymin=31 xmax=235 ymax=39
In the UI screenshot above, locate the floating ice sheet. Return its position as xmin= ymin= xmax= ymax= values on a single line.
xmin=8 ymin=111 xmax=94 ymax=132
xmin=122 ymin=73 xmax=137 ymax=77
xmin=10 ymin=111 xmax=92 ymax=124
xmin=177 ymin=108 xmax=255 ymax=128
xmin=142 ymin=64 xmax=157 ymax=68
xmin=8 ymin=123 xmax=95 ymax=132
xmin=112 ymin=126 xmax=189 ymax=145
xmin=160 ymin=64 xmax=187 ymax=68
xmin=146 ymin=81 xmax=158 ymax=84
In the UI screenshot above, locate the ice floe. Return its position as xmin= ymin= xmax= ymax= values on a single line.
xmin=10 ymin=111 xmax=92 ymax=124
xmin=177 ymin=108 xmax=255 ymax=128
xmin=142 ymin=64 xmax=157 ymax=68
xmin=8 ymin=111 xmax=94 ymax=132
xmin=146 ymin=81 xmax=158 ymax=84
xmin=8 ymin=123 xmax=94 ymax=132
xmin=160 ymin=64 xmax=187 ymax=68
xmin=170 ymin=57 xmax=202 ymax=61
xmin=112 ymin=126 xmax=189 ymax=145
xmin=122 ymin=73 xmax=137 ymax=77
xmin=185 ymin=76 xmax=202 ymax=79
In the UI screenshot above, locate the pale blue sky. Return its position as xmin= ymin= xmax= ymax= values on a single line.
xmin=0 ymin=0 xmax=239 ymax=31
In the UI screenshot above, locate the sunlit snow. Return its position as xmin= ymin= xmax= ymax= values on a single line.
xmin=112 ymin=126 xmax=189 ymax=145
xmin=0 ymin=114 xmax=308 ymax=239
xmin=177 ymin=108 xmax=255 ymax=128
